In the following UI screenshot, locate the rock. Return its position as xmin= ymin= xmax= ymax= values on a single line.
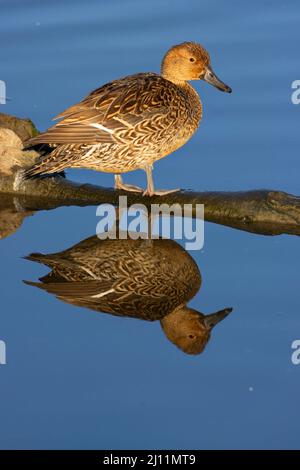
xmin=0 ymin=127 xmax=39 ymax=176
xmin=0 ymin=128 xmax=23 ymax=149
xmin=0 ymin=112 xmax=39 ymax=143
xmin=0 ymin=147 xmax=38 ymax=176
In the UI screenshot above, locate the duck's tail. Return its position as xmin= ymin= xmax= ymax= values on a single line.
xmin=23 ymin=148 xmax=67 ymax=178
xmin=24 ymin=134 xmax=50 ymax=148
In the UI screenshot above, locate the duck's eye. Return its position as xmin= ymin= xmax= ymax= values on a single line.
xmin=188 ymin=334 xmax=195 ymax=339
xmin=189 ymin=57 xmax=195 ymax=63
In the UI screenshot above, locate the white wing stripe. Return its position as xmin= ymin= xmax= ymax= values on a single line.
xmin=90 ymin=123 xmax=115 ymax=134
xmin=91 ymin=288 xmax=115 ymax=298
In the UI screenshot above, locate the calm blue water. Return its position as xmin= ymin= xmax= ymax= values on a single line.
xmin=1 ymin=0 xmax=300 ymax=450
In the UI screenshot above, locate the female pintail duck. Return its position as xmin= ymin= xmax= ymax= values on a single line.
xmin=24 ymin=41 xmax=232 ymax=196
xmin=24 ymin=235 xmax=232 ymax=355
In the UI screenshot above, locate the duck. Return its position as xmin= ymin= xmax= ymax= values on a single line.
xmin=24 ymin=235 xmax=232 ymax=355
xmin=24 ymin=42 xmax=231 ymax=196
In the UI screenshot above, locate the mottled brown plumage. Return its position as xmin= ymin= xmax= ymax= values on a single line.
xmin=24 ymin=42 xmax=231 ymax=195
xmin=24 ymin=235 xmax=232 ymax=355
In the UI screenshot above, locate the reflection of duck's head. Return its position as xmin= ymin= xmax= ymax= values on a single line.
xmin=161 ymin=306 xmax=232 ymax=355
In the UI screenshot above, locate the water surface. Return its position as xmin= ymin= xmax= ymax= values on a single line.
xmin=0 ymin=0 xmax=300 ymax=450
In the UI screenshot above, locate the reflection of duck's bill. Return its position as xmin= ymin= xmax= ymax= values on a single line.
xmin=203 ymin=307 xmax=233 ymax=329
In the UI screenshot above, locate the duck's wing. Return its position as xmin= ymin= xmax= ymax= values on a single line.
xmin=26 ymin=73 xmax=178 ymax=146
xmin=23 ymin=279 xmax=116 ymax=299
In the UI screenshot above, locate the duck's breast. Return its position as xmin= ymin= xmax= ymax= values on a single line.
xmin=158 ymin=82 xmax=202 ymax=157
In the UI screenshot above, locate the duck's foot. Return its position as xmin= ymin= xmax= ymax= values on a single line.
xmin=143 ymin=164 xmax=180 ymax=197
xmin=117 ymin=183 xmax=144 ymax=193
xmin=143 ymin=188 xmax=180 ymax=197
xmin=114 ymin=175 xmax=143 ymax=193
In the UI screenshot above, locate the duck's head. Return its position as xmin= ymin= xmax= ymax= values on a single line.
xmin=161 ymin=41 xmax=232 ymax=93
xmin=160 ymin=306 xmax=233 ymax=355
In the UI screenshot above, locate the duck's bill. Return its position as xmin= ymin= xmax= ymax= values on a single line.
xmin=203 ymin=66 xmax=232 ymax=93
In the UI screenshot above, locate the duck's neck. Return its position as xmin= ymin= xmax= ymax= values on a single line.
xmin=161 ymin=70 xmax=188 ymax=87
xmin=161 ymin=73 xmax=199 ymax=97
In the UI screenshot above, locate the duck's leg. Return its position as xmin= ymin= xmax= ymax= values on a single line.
xmin=143 ymin=164 xmax=180 ymax=197
xmin=114 ymin=174 xmax=143 ymax=193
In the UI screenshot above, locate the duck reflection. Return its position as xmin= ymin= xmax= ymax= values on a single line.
xmin=24 ymin=235 xmax=232 ymax=355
